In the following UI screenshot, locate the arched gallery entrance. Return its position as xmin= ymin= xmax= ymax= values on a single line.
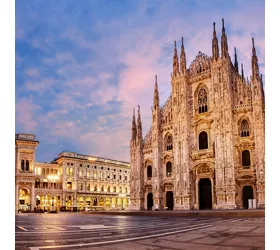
xmin=199 ymin=178 xmax=212 ymax=210
xmin=242 ymin=186 xmax=254 ymax=209
xmin=166 ymin=191 xmax=174 ymax=210
xmin=19 ymin=188 xmax=31 ymax=211
xmin=147 ymin=193 xmax=153 ymax=210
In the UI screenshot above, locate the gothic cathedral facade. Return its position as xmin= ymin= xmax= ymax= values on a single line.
xmin=129 ymin=19 xmax=265 ymax=210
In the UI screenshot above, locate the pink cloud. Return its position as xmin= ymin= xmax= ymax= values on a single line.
xmin=25 ymin=68 xmax=40 ymax=77
xmin=16 ymin=98 xmax=41 ymax=132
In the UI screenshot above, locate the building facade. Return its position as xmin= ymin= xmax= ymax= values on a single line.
xmin=129 ymin=19 xmax=265 ymax=210
xmin=15 ymin=133 xmax=130 ymax=213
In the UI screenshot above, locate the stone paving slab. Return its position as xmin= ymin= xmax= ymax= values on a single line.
xmin=83 ymin=209 xmax=265 ymax=218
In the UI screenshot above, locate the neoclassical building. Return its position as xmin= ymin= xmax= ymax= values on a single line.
xmin=15 ymin=133 xmax=130 ymax=213
xmin=129 ymin=19 xmax=265 ymax=210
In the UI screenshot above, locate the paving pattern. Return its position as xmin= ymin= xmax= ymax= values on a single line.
xmin=15 ymin=213 xmax=265 ymax=250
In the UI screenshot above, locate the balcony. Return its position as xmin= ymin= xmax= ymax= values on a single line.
xmin=190 ymin=147 xmax=214 ymax=160
xmin=237 ymin=165 xmax=255 ymax=175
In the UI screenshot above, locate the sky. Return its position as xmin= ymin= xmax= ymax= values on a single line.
xmin=15 ymin=0 xmax=265 ymax=163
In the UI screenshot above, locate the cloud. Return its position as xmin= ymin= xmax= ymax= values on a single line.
xmin=16 ymin=98 xmax=41 ymax=132
xmin=25 ymin=68 xmax=40 ymax=77
xmin=15 ymin=0 xmax=264 ymax=162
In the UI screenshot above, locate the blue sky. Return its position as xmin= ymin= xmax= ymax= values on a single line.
xmin=15 ymin=0 xmax=265 ymax=163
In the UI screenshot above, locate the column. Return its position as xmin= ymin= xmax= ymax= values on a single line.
xmin=73 ymin=193 xmax=77 ymax=207
xmin=195 ymin=179 xmax=199 ymax=210
xmin=31 ymin=182 xmax=35 ymax=211
xmin=15 ymin=183 xmax=19 ymax=213
xmin=62 ymin=194 xmax=65 ymax=207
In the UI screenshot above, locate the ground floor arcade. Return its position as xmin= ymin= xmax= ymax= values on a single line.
xmin=15 ymin=184 xmax=130 ymax=212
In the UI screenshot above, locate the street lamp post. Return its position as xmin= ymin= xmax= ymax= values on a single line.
xmin=47 ymin=174 xmax=60 ymax=211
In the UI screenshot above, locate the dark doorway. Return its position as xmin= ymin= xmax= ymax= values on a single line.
xmin=147 ymin=193 xmax=153 ymax=210
xmin=166 ymin=191 xmax=174 ymax=210
xmin=242 ymin=186 xmax=253 ymax=209
xmin=199 ymin=178 xmax=212 ymax=210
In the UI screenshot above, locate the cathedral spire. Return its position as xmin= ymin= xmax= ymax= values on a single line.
xmin=131 ymin=108 xmax=137 ymax=140
xmin=234 ymin=47 xmax=239 ymax=73
xmin=173 ymin=41 xmax=179 ymax=76
xmin=221 ymin=18 xmax=229 ymax=58
xmin=153 ymin=75 xmax=160 ymax=108
xmin=212 ymin=22 xmax=219 ymax=61
xmin=251 ymin=37 xmax=260 ymax=80
xmin=137 ymin=105 xmax=142 ymax=139
xmin=180 ymin=37 xmax=187 ymax=74
xmin=241 ymin=63 xmax=244 ymax=81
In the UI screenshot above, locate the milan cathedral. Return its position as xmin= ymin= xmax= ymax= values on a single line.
xmin=129 ymin=19 xmax=265 ymax=210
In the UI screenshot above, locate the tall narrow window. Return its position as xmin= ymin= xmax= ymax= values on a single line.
xmin=26 ymin=160 xmax=30 ymax=171
xmin=198 ymin=88 xmax=208 ymax=113
xmin=42 ymin=168 xmax=45 ymax=176
xmin=21 ymin=160 xmax=24 ymax=171
xmin=66 ymin=167 xmax=69 ymax=175
xmin=241 ymin=120 xmax=250 ymax=137
xmin=147 ymin=165 xmax=152 ymax=178
xmin=242 ymin=150 xmax=251 ymax=167
xmin=166 ymin=162 xmax=172 ymax=176
xmin=35 ymin=179 xmax=40 ymax=188
xmin=199 ymin=131 xmax=208 ymax=150
xmin=165 ymin=135 xmax=173 ymax=151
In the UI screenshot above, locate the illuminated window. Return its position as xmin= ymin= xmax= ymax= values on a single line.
xmin=38 ymin=167 xmax=41 ymax=175
xmin=67 ymin=182 xmax=72 ymax=190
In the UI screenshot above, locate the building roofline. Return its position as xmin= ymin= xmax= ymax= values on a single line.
xmin=55 ymin=151 xmax=130 ymax=165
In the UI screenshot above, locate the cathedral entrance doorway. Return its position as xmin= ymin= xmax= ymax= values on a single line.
xmin=147 ymin=193 xmax=153 ymax=210
xmin=199 ymin=178 xmax=212 ymax=210
xmin=166 ymin=191 xmax=174 ymax=210
xmin=242 ymin=186 xmax=253 ymax=209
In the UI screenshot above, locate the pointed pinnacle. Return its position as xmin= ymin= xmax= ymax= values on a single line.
xmin=222 ymin=18 xmax=225 ymax=32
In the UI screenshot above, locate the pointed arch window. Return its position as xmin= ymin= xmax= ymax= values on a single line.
xmin=242 ymin=150 xmax=251 ymax=167
xmin=42 ymin=168 xmax=45 ymax=176
xmin=241 ymin=120 xmax=250 ymax=137
xmin=198 ymin=88 xmax=208 ymax=113
xmin=107 ymin=186 xmax=110 ymax=192
xmin=166 ymin=162 xmax=172 ymax=176
xmin=147 ymin=165 xmax=152 ymax=179
xmin=101 ymin=186 xmax=104 ymax=192
xmin=199 ymin=131 xmax=208 ymax=150
xmin=165 ymin=135 xmax=173 ymax=151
